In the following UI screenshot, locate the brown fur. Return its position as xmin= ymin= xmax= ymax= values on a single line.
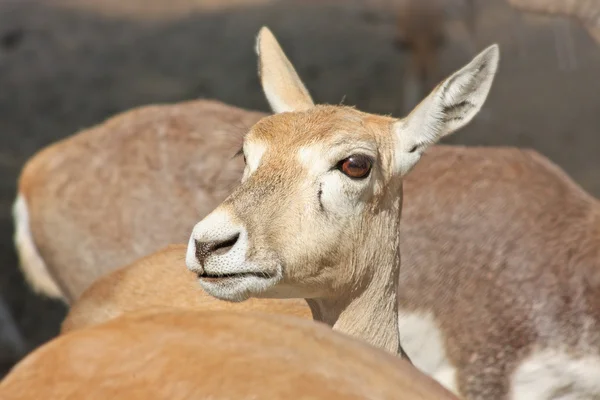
xmin=17 ymin=99 xmax=261 ymax=302
xmin=16 ymin=103 xmax=600 ymax=394
xmin=185 ymin=28 xmax=497 ymax=360
xmin=400 ymin=145 xmax=600 ymax=398
xmin=62 ymin=244 xmax=312 ymax=333
xmin=215 ymin=104 xmax=404 ymax=353
xmin=396 ymin=0 xmax=444 ymax=75
xmin=394 ymin=0 xmax=476 ymax=112
xmin=16 ymin=100 xmax=600 ymax=397
xmin=1 ymin=310 xmax=459 ymax=400
xmin=15 ymin=28 xmax=498 ymax=396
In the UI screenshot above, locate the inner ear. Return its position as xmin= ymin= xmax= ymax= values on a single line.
xmin=391 ymin=44 xmax=499 ymax=175
xmin=255 ymin=27 xmax=315 ymax=114
xmin=399 ymin=44 xmax=499 ymax=147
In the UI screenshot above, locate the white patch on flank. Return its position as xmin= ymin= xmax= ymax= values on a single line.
xmin=12 ymin=194 xmax=65 ymax=300
xmin=398 ymin=311 xmax=459 ymax=396
xmin=511 ymin=349 xmax=600 ymax=400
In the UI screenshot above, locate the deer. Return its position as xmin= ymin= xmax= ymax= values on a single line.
xmin=187 ymin=28 xmax=600 ymax=399
xmin=61 ymin=244 xmax=311 ymax=333
xmin=0 ymin=310 xmax=459 ymax=400
xmin=186 ymin=23 xmax=497 ymax=378
xmin=394 ymin=0 xmax=477 ymax=112
xmin=18 ymin=22 xmax=599 ymax=400
xmin=13 ymin=99 xmax=261 ymax=303
xmin=506 ymin=0 xmax=600 ymax=45
xmin=13 ymin=25 xmax=500 ymax=396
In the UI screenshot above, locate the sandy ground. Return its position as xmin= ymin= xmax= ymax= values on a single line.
xmin=0 ymin=0 xmax=598 ymax=374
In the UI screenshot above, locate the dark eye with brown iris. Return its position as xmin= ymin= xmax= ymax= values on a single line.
xmin=337 ymin=154 xmax=372 ymax=179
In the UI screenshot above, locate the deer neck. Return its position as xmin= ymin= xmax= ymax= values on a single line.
xmin=307 ymin=191 xmax=403 ymax=355
xmin=306 ymin=265 xmax=400 ymax=354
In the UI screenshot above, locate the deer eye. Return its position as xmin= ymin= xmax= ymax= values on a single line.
xmin=337 ymin=155 xmax=372 ymax=179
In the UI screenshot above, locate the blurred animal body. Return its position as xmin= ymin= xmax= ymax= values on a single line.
xmin=506 ymin=0 xmax=600 ymax=44
xmin=13 ymin=100 xmax=259 ymax=302
xmin=61 ymin=244 xmax=312 ymax=333
xmin=14 ymin=22 xmax=600 ymax=400
xmin=1 ymin=310 xmax=460 ymax=400
xmin=394 ymin=0 xmax=477 ymax=112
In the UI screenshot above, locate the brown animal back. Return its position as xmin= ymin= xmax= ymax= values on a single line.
xmin=399 ymin=144 xmax=600 ymax=397
xmin=18 ymin=99 xmax=265 ymax=301
xmin=62 ymin=244 xmax=311 ymax=333
xmin=3 ymin=310 xmax=459 ymax=400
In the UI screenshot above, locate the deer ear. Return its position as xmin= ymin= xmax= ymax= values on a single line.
xmin=255 ymin=27 xmax=315 ymax=114
xmin=392 ymin=44 xmax=500 ymax=175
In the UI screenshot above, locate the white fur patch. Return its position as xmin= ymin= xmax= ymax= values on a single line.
xmin=398 ymin=311 xmax=459 ymax=395
xmin=242 ymin=140 xmax=267 ymax=181
xmin=297 ymin=142 xmax=374 ymax=216
xmin=185 ymin=233 xmax=201 ymax=273
xmin=187 ymin=207 xmax=281 ymax=302
xmin=12 ymin=194 xmax=65 ymax=300
xmin=262 ymin=81 xmax=297 ymax=114
xmin=187 ymin=208 xmax=246 ymax=275
xmin=511 ymin=349 xmax=600 ymax=400
xmin=297 ymin=144 xmax=329 ymax=176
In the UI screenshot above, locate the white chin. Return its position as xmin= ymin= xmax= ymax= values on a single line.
xmin=197 ymin=274 xmax=281 ymax=302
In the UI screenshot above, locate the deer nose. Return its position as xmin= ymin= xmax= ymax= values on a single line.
xmin=194 ymin=233 xmax=240 ymax=266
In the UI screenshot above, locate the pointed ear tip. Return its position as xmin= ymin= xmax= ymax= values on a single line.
xmin=257 ymin=26 xmax=275 ymax=43
xmin=255 ymin=25 xmax=279 ymax=55
xmin=483 ymin=43 xmax=500 ymax=62
xmin=254 ymin=25 xmax=271 ymax=55
xmin=258 ymin=26 xmax=271 ymax=36
xmin=470 ymin=43 xmax=500 ymax=75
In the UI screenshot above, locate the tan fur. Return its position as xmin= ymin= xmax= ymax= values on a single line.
xmin=400 ymin=145 xmax=600 ymax=398
xmin=20 ymin=106 xmax=600 ymax=397
xmin=61 ymin=244 xmax=311 ymax=333
xmin=256 ymin=27 xmax=314 ymax=113
xmin=14 ymin=27 xmax=501 ymax=397
xmin=187 ymin=26 xmax=497 ymax=361
xmin=1 ymin=310 xmax=459 ymax=400
xmin=213 ymin=105 xmax=405 ymax=354
xmin=53 ymin=139 xmax=600 ymax=399
xmin=15 ymin=99 xmax=262 ymax=302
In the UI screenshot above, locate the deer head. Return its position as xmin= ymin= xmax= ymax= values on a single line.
xmin=186 ymin=27 xmax=498 ymax=352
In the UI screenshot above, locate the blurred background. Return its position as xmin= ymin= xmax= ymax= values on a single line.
xmin=0 ymin=0 xmax=598 ymax=375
